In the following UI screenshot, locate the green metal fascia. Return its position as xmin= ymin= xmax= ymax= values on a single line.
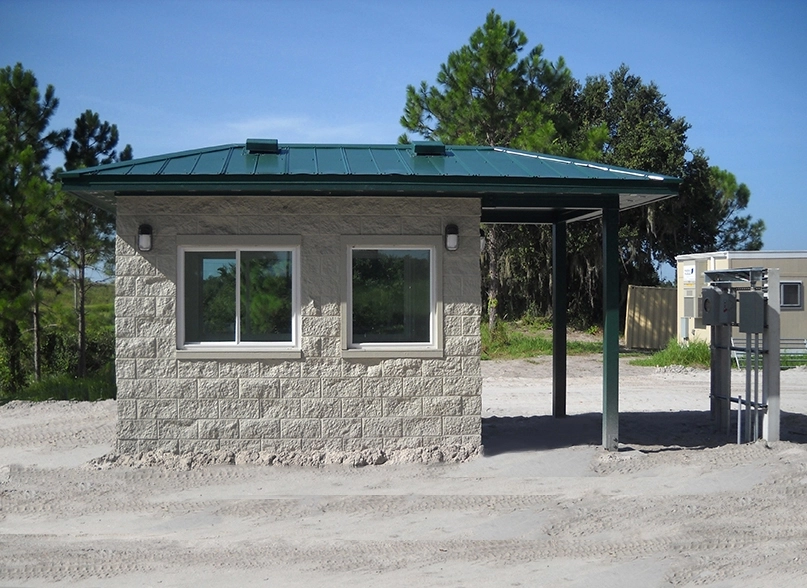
xmin=481 ymin=209 xmax=598 ymax=224
xmin=62 ymin=175 xmax=678 ymax=198
xmin=481 ymin=193 xmax=624 ymax=208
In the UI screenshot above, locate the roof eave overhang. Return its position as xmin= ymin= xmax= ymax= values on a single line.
xmin=61 ymin=173 xmax=680 ymax=221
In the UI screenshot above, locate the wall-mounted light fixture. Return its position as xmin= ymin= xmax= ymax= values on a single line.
xmin=138 ymin=224 xmax=153 ymax=252
xmin=445 ymin=224 xmax=459 ymax=251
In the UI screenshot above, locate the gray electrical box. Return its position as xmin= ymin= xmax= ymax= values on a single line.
xmin=702 ymin=288 xmax=736 ymax=326
xmin=701 ymin=289 xmax=718 ymax=325
xmin=739 ymin=290 xmax=765 ymax=333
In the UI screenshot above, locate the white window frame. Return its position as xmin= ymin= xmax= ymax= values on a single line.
xmin=176 ymin=235 xmax=301 ymax=359
xmin=340 ymin=236 xmax=443 ymax=359
xmin=781 ymin=281 xmax=804 ymax=311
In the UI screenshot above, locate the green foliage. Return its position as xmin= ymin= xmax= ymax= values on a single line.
xmin=241 ymin=251 xmax=293 ymax=340
xmin=0 ymin=280 xmax=115 ymax=400
xmin=400 ymin=10 xmax=579 ymax=153
xmin=711 ymin=167 xmax=764 ymax=251
xmin=63 ymin=109 xmax=132 ymax=169
xmin=1 ymin=64 xmax=128 ymax=395
xmin=630 ymin=339 xmax=711 ymax=368
xmin=9 ymin=362 xmax=116 ymax=403
xmin=400 ymin=11 xmax=608 ymax=331
xmin=38 ymin=326 xmax=115 ymax=377
xmin=205 ymin=264 xmax=237 ymax=339
xmin=0 ymin=328 xmax=114 ymax=402
xmin=401 ymin=13 xmax=765 ymax=329
xmin=352 ymin=251 xmax=430 ymax=342
xmin=780 ymin=355 xmax=807 ymax=368
xmin=58 ymin=108 xmax=131 ymax=376
xmin=733 ymin=351 xmax=807 ymax=369
xmin=185 ymin=252 xmax=296 ymax=343
xmin=481 ymin=319 xmax=602 ymax=360
xmin=0 ymin=63 xmax=70 ymax=393
xmin=520 ymin=313 xmax=552 ymax=330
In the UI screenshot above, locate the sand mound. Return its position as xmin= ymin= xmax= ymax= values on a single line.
xmin=85 ymin=444 xmax=482 ymax=471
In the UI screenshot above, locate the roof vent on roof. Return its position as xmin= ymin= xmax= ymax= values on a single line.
xmin=413 ymin=141 xmax=446 ymax=156
xmin=246 ymin=138 xmax=280 ymax=154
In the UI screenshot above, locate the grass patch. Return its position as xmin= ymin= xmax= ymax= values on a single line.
xmin=481 ymin=320 xmax=602 ymax=360
xmin=631 ymin=340 xmax=807 ymax=370
xmin=630 ymin=339 xmax=711 ymax=368
xmin=781 ymin=354 xmax=807 ymax=368
xmin=4 ymin=363 xmax=116 ymax=404
xmin=736 ymin=353 xmax=807 ymax=369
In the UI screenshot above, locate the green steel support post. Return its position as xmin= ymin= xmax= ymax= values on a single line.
xmin=552 ymin=221 xmax=567 ymax=418
xmin=602 ymin=205 xmax=620 ymax=450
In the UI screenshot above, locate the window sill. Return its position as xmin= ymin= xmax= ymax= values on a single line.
xmin=341 ymin=349 xmax=444 ymax=359
xmin=176 ymin=349 xmax=302 ymax=361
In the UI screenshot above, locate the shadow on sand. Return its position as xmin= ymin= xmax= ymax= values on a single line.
xmin=482 ymin=410 xmax=807 ymax=455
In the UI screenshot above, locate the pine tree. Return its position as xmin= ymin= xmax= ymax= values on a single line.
xmin=399 ymin=10 xmax=589 ymax=329
xmin=0 ymin=63 xmax=69 ymax=393
xmin=400 ymin=14 xmax=765 ymax=326
xmin=59 ymin=110 xmax=132 ymax=377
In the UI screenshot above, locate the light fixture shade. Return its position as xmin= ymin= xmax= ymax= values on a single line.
xmin=445 ymin=224 xmax=459 ymax=251
xmin=138 ymin=224 xmax=153 ymax=252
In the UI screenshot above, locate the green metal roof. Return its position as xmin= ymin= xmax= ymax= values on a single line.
xmin=59 ymin=141 xmax=681 ymax=224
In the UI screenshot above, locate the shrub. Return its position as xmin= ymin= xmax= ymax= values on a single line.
xmin=38 ymin=326 xmax=115 ymax=378
xmin=13 ymin=362 xmax=116 ymax=402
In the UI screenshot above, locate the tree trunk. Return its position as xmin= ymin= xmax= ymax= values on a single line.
xmin=2 ymin=320 xmax=25 ymax=395
xmin=32 ymin=272 xmax=41 ymax=382
xmin=486 ymin=224 xmax=501 ymax=332
xmin=77 ymin=249 xmax=87 ymax=378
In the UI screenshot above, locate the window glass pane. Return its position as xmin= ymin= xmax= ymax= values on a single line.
xmin=352 ymin=249 xmax=431 ymax=344
xmin=240 ymin=251 xmax=293 ymax=342
xmin=185 ymin=252 xmax=236 ymax=342
xmin=782 ymin=283 xmax=801 ymax=307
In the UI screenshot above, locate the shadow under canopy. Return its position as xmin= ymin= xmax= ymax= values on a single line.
xmin=482 ymin=410 xmax=807 ymax=455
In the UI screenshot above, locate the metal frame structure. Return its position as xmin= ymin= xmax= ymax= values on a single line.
xmin=704 ymin=267 xmax=780 ymax=442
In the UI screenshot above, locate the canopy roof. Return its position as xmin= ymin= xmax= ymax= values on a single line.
xmin=59 ymin=140 xmax=680 ymax=223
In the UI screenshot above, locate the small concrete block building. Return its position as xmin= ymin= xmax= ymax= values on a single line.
xmin=62 ymin=141 xmax=679 ymax=454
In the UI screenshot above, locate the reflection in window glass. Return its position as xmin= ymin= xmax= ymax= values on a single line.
xmin=184 ymin=252 xmax=236 ymax=343
xmin=351 ymin=249 xmax=431 ymax=344
xmin=240 ymin=251 xmax=292 ymax=341
xmin=183 ymin=249 xmax=293 ymax=345
xmin=781 ymin=282 xmax=803 ymax=308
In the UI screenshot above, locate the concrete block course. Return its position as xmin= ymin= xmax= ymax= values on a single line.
xmin=198 ymin=379 xmax=239 ymax=399
xmin=239 ymin=418 xmax=281 ymax=439
xmin=177 ymin=399 xmax=218 ymax=419
xmin=423 ymin=396 xmax=463 ymax=417
xmin=239 ymin=378 xmax=279 ymax=399
xmin=114 ymin=196 xmax=482 ymax=457
xmin=198 ymin=419 xmax=239 ymax=439
xmin=362 ymin=377 xmax=402 ymax=397
xmin=137 ymin=399 xmax=178 ymax=419
xmin=158 ymin=419 xmax=197 ymax=439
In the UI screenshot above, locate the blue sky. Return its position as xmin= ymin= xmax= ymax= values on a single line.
xmin=2 ymin=0 xmax=805 ymax=253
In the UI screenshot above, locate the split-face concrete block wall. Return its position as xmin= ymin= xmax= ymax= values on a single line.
xmin=114 ymin=196 xmax=482 ymax=455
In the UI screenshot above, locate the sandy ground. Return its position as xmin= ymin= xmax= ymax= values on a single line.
xmin=2 ymin=356 xmax=807 ymax=587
